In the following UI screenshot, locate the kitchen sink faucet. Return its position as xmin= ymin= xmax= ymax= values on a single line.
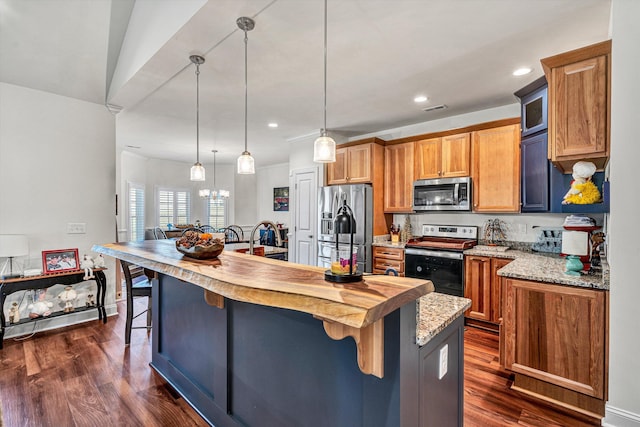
xmin=249 ymin=221 xmax=283 ymax=255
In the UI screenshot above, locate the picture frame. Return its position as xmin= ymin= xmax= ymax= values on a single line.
xmin=273 ymin=187 xmax=289 ymax=212
xmin=42 ymin=248 xmax=80 ymax=274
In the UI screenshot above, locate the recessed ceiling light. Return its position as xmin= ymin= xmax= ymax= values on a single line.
xmin=414 ymin=95 xmax=428 ymax=103
xmin=513 ymin=67 xmax=532 ymax=76
xmin=268 ymin=122 xmax=278 ymax=128
xmin=125 ymin=145 xmax=141 ymax=149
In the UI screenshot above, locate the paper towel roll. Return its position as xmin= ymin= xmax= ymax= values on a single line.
xmin=561 ymin=231 xmax=589 ymax=256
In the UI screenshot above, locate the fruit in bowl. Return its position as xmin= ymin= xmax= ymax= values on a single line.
xmin=176 ymin=231 xmax=224 ymax=259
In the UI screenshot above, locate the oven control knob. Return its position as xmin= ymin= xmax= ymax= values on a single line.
xmin=416 ymin=266 xmax=423 ymax=273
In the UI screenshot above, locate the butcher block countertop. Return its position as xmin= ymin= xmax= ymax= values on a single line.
xmin=92 ymin=240 xmax=433 ymax=330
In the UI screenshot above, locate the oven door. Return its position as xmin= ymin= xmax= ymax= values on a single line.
xmin=405 ymin=248 xmax=464 ymax=296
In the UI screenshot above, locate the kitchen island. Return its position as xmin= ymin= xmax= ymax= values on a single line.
xmin=93 ymin=240 xmax=469 ymax=426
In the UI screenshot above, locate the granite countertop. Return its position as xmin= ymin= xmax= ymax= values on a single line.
xmin=372 ymin=240 xmax=407 ymax=249
xmin=416 ymin=292 xmax=470 ymax=346
xmin=464 ymin=247 xmax=609 ymax=290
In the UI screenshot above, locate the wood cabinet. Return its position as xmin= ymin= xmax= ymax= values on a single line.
xmin=325 ymin=139 xmax=390 ymax=236
xmin=502 ymin=278 xmax=608 ymax=415
xmin=471 ymin=124 xmax=520 ymax=212
xmin=415 ymin=133 xmax=470 ymax=180
xmin=373 ymin=246 xmax=405 ymax=276
xmin=541 ymin=40 xmax=611 ymax=173
xmin=384 ymin=142 xmax=414 ymax=213
xmin=327 ymin=143 xmax=378 ymax=185
xmin=464 ymin=255 xmax=511 ymax=330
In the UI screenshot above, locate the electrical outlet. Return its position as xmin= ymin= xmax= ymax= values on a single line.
xmin=516 ymin=223 xmax=527 ymax=234
xmin=67 ymin=222 xmax=86 ymax=234
xmin=438 ymin=344 xmax=448 ymax=380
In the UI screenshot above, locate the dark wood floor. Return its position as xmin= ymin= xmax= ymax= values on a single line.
xmin=0 ymin=300 xmax=600 ymax=426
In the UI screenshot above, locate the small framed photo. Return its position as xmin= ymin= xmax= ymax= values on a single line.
xmin=42 ymin=248 xmax=80 ymax=274
xmin=273 ymin=187 xmax=289 ymax=212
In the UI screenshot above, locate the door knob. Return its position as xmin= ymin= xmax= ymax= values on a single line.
xmin=308 ymin=235 xmax=313 ymax=238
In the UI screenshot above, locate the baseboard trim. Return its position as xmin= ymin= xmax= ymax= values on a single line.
xmin=603 ymin=405 xmax=640 ymax=427
xmin=4 ymin=303 xmax=118 ymax=339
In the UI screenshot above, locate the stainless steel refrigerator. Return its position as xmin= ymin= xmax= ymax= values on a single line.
xmin=317 ymin=184 xmax=373 ymax=273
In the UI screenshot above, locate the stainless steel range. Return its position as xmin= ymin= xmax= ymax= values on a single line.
xmin=405 ymin=224 xmax=478 ymax=296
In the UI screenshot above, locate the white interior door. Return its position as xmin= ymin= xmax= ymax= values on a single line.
xmin=291 ymin=167 xmax=317 ymax=265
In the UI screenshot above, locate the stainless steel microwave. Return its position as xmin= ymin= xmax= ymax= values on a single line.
xmin=413 ymin=177 xmax=472 ymax=211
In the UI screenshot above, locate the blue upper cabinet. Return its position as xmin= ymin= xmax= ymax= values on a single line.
xmin=521 ymin=132 xmax=550 ymax=212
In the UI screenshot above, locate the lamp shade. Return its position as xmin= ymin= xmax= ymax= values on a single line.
xmin=561 ymin=231 xmax=589 ymax=256
xmin=0 ymin=234 xmax=29 ymax=257
xmin=313 ymin=135 xmax=336 ymax=163
xmin=190 ymin=163 xmax=206 ymax=181
xmin=237 ymin=152 xmax=255 ymax=174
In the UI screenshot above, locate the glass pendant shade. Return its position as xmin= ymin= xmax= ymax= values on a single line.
xmin=199 ymin=188 xmax=210 ymax=198
xmin=313 ymin=132 xmax=336 ymax=163
xmin=190 ymin=162 xmax=206 ymax=181
xmin=237 ymin=151 xmax=255 ymax=174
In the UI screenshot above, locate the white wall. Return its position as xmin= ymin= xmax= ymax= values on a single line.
xmin=0 ymin=82 xmax=116 ymax=329
xmin=256 ymin=163 xmax=290 ymax=226
xmin=108 ymin=0 xmax=207 ymax=100
xmin=234 ymin=173 xmax=258 ymax=226
xmin=605 ymin=0 xmax=640 ymax=425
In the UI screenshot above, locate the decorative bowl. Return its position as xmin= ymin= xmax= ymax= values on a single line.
xmin=175 ymin=232 xmax=224 ymax=259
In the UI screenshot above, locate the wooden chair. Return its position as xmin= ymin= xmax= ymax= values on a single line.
xmin=119 ymin=259 xmax=153 ymax=346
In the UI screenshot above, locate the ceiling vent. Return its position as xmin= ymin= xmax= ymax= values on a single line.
xmin=422 ymin=104 xmax=448 ymax=112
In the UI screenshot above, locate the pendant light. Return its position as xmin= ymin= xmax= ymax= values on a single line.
xmin=237 ymin=17 xmax=256 ymax=174
xmin=190 ymin=54 xmax=206 ymax=181
xmin=313 ymin=0 xmax=336 ymax=163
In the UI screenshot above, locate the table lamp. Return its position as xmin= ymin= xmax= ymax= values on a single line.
xmin=0 ymin=234 xmax=29 ymax=279
xmin=561 ymin=231 xmax=588 ymax=276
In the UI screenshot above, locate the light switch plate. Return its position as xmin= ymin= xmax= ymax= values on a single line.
xmin=438 ymin=344 xmax=448 ymax=380
xmin=67 ymin=222 xmax=86 ymax=234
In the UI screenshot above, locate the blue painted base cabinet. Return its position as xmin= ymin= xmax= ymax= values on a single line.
xmin=151 ymin=274 xmax=464 ymax=427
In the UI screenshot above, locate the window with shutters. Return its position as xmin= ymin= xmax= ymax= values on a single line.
xmin=207 ymin=198 xmax=227 ymax=229
xmin=127 ymin=182 xmax=145 ymax=242
xmin=157 ymin=188 xmax=191 ymax=228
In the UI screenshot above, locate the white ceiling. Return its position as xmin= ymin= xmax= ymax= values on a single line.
xmin=0 ymin=0 xmax=611 ymax=168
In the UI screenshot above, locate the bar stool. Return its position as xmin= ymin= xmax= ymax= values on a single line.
xmin=119 ymin=259 xmax=153 ymax=345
